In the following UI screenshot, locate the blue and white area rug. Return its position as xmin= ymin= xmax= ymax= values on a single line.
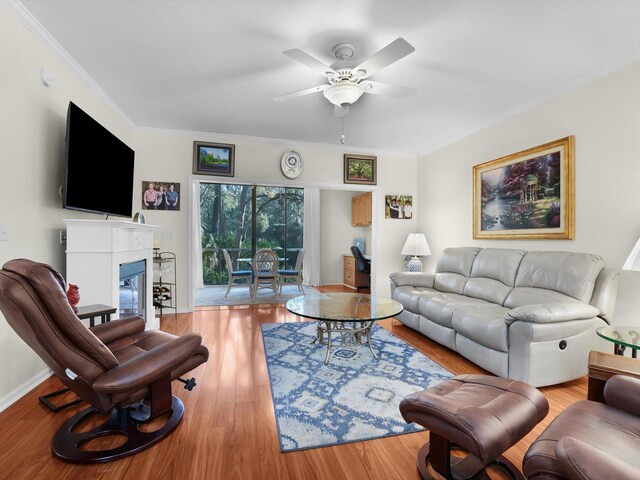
xmin=261 ymin=322 xmax=452 ymax=452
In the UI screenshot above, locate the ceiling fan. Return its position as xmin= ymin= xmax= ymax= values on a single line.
xmin=273 ymin=38 xmax=416 ymax=116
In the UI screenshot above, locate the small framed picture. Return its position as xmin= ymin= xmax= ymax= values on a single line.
xmin=344 ymin=154 xmax=377 ymax=185
xmin=385 ymin=195 xmax=413 ymax=219
xmin=193 ymin=141 xmax=235 ymax=177
xmin=142 ymin=181 xmax=180 ymax=211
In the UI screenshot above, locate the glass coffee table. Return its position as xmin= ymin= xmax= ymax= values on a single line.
xmin=597 ymin=325 xmax=640 ymax=358
xmin=285 ymin=292 xmax=404 ymax=364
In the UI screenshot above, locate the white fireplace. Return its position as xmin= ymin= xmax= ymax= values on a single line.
xmin=64 ymin=219 xmax=160 ymax=327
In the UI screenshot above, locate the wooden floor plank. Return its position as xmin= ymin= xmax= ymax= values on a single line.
xmin=0 ymin=285 xmax=591 ymax=479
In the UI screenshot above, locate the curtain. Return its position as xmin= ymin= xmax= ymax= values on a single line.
xmin=193 ymin=180 xmax=204 ymax=289
xmin=302 ymin=187 xmax=321 ymax=286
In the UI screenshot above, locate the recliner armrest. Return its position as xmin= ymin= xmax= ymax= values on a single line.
xmin=389 ymin=272 xmax=434 ymax=288
xmin=556 ymin=436 xmax=640 ymax=480
xmin=93 ymin=333 xmax=203 ymax=394
xmin=604 ymin=375 xmax=640 ymax=415
xmin=90 ymin=316 xmax=145 ymax=344
xmin=505 ymin=303 xmax=600 ymax=325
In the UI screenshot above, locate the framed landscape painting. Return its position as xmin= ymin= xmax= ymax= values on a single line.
xmin=193 ymin=141 xmax=235 ymax=177
xmin=344 ymin=154 xmax=377 ymax=185
xmin=473 ymin=136 xmax=574 ymax=239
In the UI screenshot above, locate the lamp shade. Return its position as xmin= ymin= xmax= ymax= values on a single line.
xmin=623 ymin=237 xmax=640 ymax=271
xmin=401 ymin=233 xmax=431 ymax=257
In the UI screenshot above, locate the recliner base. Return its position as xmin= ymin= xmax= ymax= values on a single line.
xmin=52 ymin=395 xmax=184 ymax=463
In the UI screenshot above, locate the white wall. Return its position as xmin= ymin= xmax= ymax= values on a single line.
xmin=134 ymin=130 xmax=418 ymax=301
xmin=0 ymin=5 xmax=134 ymax=404
xmin=417 ymin=59 xmax=640 ymax=325
xmin=319 ymin=189 xmax=368 ymax=285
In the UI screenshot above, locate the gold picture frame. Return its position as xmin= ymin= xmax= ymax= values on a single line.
xmin=344 ymin=154 xmax=377 ymax=185
xmin=473 ymin=136 xmax=574 ymax=239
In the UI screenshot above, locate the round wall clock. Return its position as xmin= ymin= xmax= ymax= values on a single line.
xmin=280 ymin=151 xmax=303 ymax=179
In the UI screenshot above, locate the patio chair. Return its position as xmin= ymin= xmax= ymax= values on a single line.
xmin=278 ymin=249 xmax=304 ymax=295
xmin=223 ymin=249 xmax=252 ymax=297
xmin=251 ymin=248 xmax=279 ymax=299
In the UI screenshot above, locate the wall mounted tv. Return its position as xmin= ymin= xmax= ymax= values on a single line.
xmin=63 ymin=102 xmax=135 ymax=218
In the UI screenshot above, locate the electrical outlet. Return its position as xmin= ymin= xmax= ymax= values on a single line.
xmin=59 ymin=229 xmax=67 ymax=245
xmin=0 ymin=224 xmax=8 ymax=241
xmin=161 ymin=231 xmax=173 ymax=241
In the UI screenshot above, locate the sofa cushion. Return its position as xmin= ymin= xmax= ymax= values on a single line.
xmin=462 ymin=248 xmax=525 ymax=304
xmin=452 ymin=305 xmax=510 ymax=352
xmin=419 ymin=293 xmax=491 ymax=328
xmin=512 ymin=251 xmax=605 ymax=302
xmin=393 ymin=286 xmax=433 ymax=313
xmin=434 ymin=247 xmax=481 ymax=293
xmin=434 ymin=272 xmax=468 ymax=294
xmin=504 ymin=287 xmax=582 ymax=309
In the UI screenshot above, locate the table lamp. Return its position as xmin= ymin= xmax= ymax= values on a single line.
xmin=401 ymin=233 xmax=431 ymax=272
xmin=623 ymin=237 xmax=640 ymax=271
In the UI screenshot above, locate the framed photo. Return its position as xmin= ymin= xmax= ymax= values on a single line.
xmin=385 ymin=195 xmax=413 ymax=219
xmin=142 ymin=181 xmax=181 ymax=211
xmin=473 ymin=136 xmax=574 ymax=239
xmin=344 ymin=154 xmax=377 ymax=185
xmin=193 ymin=141 xmax=235 ymax=177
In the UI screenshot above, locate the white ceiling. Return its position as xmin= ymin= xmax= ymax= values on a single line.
xmin=18 ymin=0 xmax=640 ymax=155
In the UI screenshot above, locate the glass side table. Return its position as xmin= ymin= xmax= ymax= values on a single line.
xmin=596 ymin=326 xmax=640 ymax=358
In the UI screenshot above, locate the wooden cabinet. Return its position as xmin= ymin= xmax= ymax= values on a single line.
xmin=343 ymin=255 xmax=370 ymax=289
xmin=351 ymin=192 xmax=372 ymax=226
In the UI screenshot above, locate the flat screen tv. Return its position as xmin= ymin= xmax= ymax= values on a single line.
xmin=63 ymin=102 xmax=135 ymax=218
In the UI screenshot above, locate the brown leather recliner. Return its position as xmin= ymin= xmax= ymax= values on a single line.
xmin=0 ymin=259 xmax=209 ymax=463
xmin=523 ymin=375 xmax=640 ymax=479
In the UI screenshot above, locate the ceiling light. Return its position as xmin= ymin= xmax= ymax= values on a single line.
xmin=323 ymin=81 xmax=364 ymax=107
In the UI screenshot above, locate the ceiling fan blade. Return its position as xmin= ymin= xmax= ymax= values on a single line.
xmin=360 ymin=80 xmax=416 ymax=98
xmin=334 ymin=105 xmax=350 ymax=118
xmin=272 ymin=84 xmax=328 ymax=102
xmin=283 ymin=49 xmax=337 ymax=77
xmin=353 ymin=38 xmax=415 ymax=79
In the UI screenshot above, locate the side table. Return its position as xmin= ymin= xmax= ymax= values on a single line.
xmin=596 ymin=325 xmax=640 ymax=358
xmin=588 ymin=350 xmax=640 ymax=403
xmin=39 ymin=304 xmax=116 ymax=412
xmin=75 ymin=303 xmax=117 ymax=327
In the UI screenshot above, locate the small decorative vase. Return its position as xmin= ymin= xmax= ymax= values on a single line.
xmin=67 ymin=284 xmax=80 ymax=312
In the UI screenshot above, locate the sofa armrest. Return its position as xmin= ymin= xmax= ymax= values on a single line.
xmin=90 ymin=316 xmax=145 ymax=345
xmin=505 ymin=303 xmax=600 ymax=325
xmin=390 ymin=272 xmax=435 ymax=288
xmin=92 ymin=333 xmax=203 ymax=394
xmin=604 ymin=375 xmax=640 ymax=415
xmin=556 ymin=436 xmax=640 ymax=480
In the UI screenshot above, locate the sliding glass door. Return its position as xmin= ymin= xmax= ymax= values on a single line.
xmin=200 ymin=183 xmax=303 ymax=285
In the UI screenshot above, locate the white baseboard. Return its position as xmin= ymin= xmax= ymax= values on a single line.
xmin=0 ymin=368 xmax=52 ymax=413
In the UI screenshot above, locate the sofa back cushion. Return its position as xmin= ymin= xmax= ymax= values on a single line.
xmin=434 ymin=247 xmax=481 ymax=294
xmin=504 ymin=251 xmax=605 ymax=308
xmin=463 ymin=248 xmax=526 ymax=304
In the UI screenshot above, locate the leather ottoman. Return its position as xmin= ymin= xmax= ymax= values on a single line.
xmin=400 ymin=374 xmax=549 ymax=479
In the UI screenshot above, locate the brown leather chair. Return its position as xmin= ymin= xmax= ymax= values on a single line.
xmin=0 ymin=259 xmax=209 ymax=463
xmin=523 ymin=375 xmax=640 ymax=479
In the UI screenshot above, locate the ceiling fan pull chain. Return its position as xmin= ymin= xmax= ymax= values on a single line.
xmin=341 ymin=117 xmax=346 ymax=144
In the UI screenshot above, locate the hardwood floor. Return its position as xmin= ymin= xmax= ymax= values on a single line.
xmin=0 ymin=285 xmax=587 ymax=479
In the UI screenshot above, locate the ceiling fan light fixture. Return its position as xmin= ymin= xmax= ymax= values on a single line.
xmin=323 ymin=81 xmax=364 ymax=106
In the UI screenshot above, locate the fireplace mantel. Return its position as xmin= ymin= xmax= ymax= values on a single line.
xmin=64 ymin=219 xmax=160 ymax=327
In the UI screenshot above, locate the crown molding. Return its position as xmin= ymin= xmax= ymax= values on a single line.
xmin=136 ymin=126 xmax=418 ymax=159
xmin=3 ymin=0 xmax=136 ymax=130
xmin=417 ymin=45 xmax=640 ymax=158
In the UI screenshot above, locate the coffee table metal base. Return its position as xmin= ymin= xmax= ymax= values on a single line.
xmin=311 ymin=319 xmax=377 ymax=364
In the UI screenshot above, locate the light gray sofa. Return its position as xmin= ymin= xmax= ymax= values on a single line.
xmin=390 ymin=247 xmax=619 ymax=387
